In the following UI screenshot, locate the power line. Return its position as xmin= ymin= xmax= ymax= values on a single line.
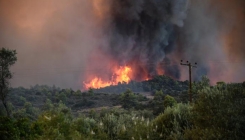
xmin=180 ymin=60 xmax=197 ymax=103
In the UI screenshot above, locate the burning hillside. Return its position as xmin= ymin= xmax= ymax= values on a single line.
xmin=83 ymin=66 xmax=132 ymax=89
xmin=83 ymin=0 xmax=188 ymax=89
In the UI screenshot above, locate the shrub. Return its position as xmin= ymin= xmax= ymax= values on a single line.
xmin=185 ymin=86 xmax=245 ymax=139
xmin=153 ymin=103 xmax=192 ymax=139
xmin=164 ymin=95 xmax=177 ymax=108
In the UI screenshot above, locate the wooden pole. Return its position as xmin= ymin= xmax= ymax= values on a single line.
xmin=180 ymin=60 xmax=197 ymax=103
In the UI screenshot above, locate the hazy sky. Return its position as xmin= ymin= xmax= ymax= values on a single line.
xmin=0 ymin=0 xmax=103 ymax=89
xmin=0 ymin=0 xmax=245 ymax=89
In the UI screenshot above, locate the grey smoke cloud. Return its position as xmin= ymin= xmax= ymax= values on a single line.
xmin=94 ymin=0 xmax=190 ymax=81
xmin=1 ymin=0 xmax=244 ymax=90
xmin=178 ymin=0 xmax=245 ymax=83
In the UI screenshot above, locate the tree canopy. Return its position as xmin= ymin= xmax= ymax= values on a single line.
xmin=0 ymin=48 xmax=17 ymax=117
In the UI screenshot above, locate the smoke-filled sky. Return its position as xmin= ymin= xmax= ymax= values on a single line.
xmin=0 ymin=0 xmax=245 ymax=89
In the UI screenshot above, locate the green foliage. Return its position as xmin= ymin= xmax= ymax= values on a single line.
xmin=72 ymin=99 xmax=95 ymax=109
xmin=72 ymin=116 xmax=96 ymax=136
xmin=0 ymin=116 xmax=40 ymax=140
xmin=217 ymin=81 xmax=225 ymax=85
xmin=15 ymin=118 xmax=32 ymax=139
xmin=149 ymin=90 xmax=165 ymax=115
xmin=154 ymin=90 xmax=164 ymax=99
xmin=88 ymin=88 xmax=94 ymax=96
xmin=143 ymin=75 xmax=188 ymax=92
xmin=185 ymin=84 xmax=245 ymax=139
xmin=42 ymin=99 xmax=54 ymax=111
xmin=35 ymin=102 xmax=73 ymax=139
xmin=164 ymin=95 xmax=177 ymax=108
xmin=120 ymin=89 xmax=138 ymax=109
xmin=95 ymin=75 xmax=188 ymax=93
xmin=12 ymin=102 xmax=40 ymax=120
xmin=36 ymin=113 xmax=71 ymax=139
xmin=74 ymin=90 xmax=82 ymax=97
xmin=153 ymin=103 xmax=192 ymax=139
xmin=3 ymin=76 xmax=245 ymax=139
xmin=56 ymin=92 xmax=67 ymax=103
xmin=216 ymin=81 xmax=226 ymax=90
xmin=101 ymin=113 xmax=119 ymax=139
xmin=0 ymin=116 xmax=19 ymax=140
xmin=0 ymin=48 xmax=17 ymax=117
xmin=19 ymin=96 xmax=26 ymax=106
xmin=193 ymin=75 xmax=210 ymax=93
xmin=88 ymin=109 xmax=97 ymax=118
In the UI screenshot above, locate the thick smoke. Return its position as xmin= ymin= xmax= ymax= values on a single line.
xmin=178 ymin=0 xmax=245 ymax=83
xmin=94 ymin=0 xmax=189 ymax=80
xmin=87 ymin=0 xmax=245 ymax=84
xmin=1 ymin=0 xmax=245 ymax=89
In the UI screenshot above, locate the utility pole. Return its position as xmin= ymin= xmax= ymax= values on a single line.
xmin=180 ymin=60 xmax=197 ymax=103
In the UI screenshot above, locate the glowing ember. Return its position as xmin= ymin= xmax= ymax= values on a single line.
xmin=83 ymin=66 xmax=132 ymax=89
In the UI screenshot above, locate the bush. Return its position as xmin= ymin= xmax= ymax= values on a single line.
xmin=153 ymin=103 xmax=192 ymax=139
xmin=0 ymin=117 xmax=19 ymax=140
xmin=185 ymin=86 xmax=245 ymax=139
xmin=164 ymin=95 xmax=177 ymax=108
xmin=0 ymin=117 xmax=40 ymax=140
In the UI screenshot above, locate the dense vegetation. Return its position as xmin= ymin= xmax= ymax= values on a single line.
xmin=2 ymin=76 xmax=187 ymax=118
xmin=1 ymin=49 xmax=244 ymax=140
xmin=0 ymin=48 xmax=17 ymax=117
xmin=1 ymin=75 xmax=245 ymax=139
xmin=94 ymin=75 xmax=189 ymax=94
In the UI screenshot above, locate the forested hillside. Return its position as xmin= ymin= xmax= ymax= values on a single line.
xmin=94 ymin=75 xmax=189 ymax=94
xmin=1 ymin=76 xmax=245 ymax=139
xmin=3 ymin=75 xmax=188 ymax=118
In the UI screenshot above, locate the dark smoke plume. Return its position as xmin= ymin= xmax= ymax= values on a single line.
xmin=1 ymin=0 xmax=245 ymax=89
xmin=99 ymin=0 xmax=189 ymax=80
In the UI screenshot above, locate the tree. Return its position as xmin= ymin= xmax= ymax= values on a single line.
xmin=120 ymin=89 xmax=137 ymax=109
xmin=151 ymin=90 xmax=165 ymax=115
xmin=163 ymin=95 xmax=177 ymax=108
xmin=153 ymin=103 xmax=192 ymax=139
xmin=193 ymin=75 xmax=210 ymax=92
xmin=0 ymin=48 xmax=17 ymax=117
xmin=88 ymin=88 xmax=94 ymax=96
xmin=185 ymin=84 xmax=245 ymax=139
xmin=154 ymin=90 xmax=164 ymax=100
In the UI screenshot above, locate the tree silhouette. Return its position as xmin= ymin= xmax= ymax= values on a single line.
xmin=0 ymin=48 xmax=17 ymax=117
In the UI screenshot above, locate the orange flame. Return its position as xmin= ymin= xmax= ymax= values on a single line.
xmin=115 ymin=66 xmax=132 ymax=83
xmin=83 ymin=66 xmax=132 ymax=89
xmin=84 ymin=77 xmax=112 ymax=89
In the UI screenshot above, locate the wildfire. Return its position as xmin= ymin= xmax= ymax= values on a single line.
xmin=115 ymin=66 xmax=132 ymax=83
xmin=83 ymin=66 xmax=132 ymax=89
